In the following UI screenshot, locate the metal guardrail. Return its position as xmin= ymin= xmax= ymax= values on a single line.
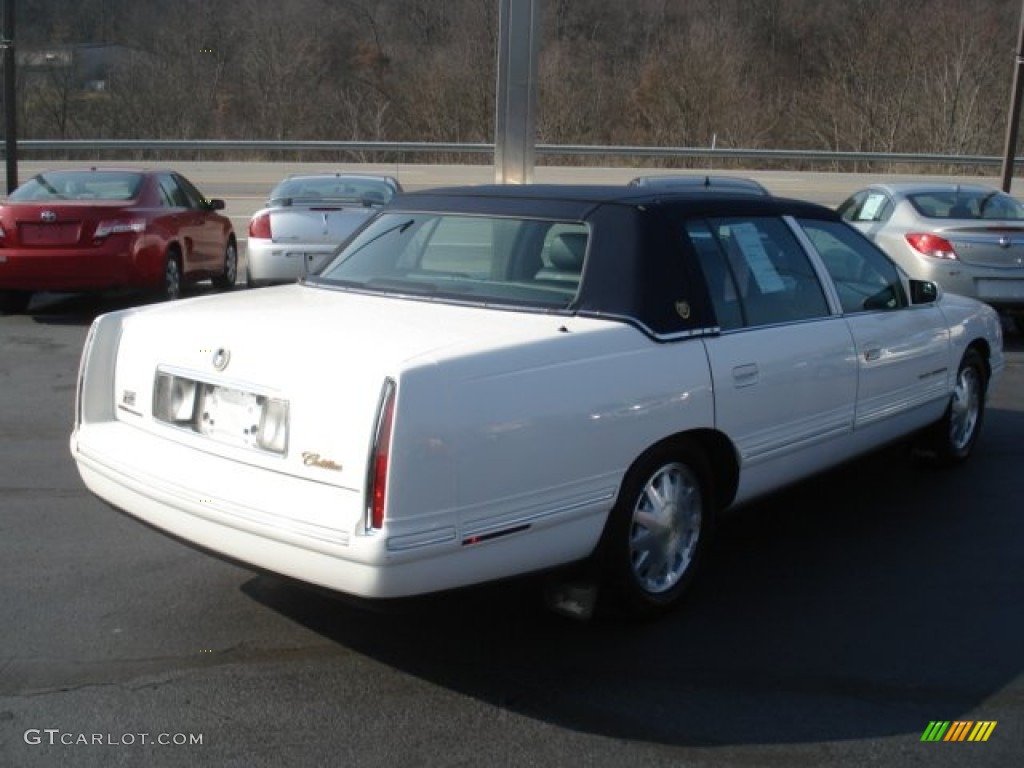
xmin=5 ymin=139 xmax=1021 ymax=168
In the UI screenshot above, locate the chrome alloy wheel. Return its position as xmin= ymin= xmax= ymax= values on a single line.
xmin=629 ymin=461 xmax=703 ymax=594
xmin=948 ymin=363 xmax=982 ymax=453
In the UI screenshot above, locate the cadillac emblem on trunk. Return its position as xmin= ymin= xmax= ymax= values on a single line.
xmin=211 ymin=348 xmax=231 ymax=371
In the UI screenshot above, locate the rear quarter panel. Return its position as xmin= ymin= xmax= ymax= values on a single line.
xmin=385 ymin=321 xmax=716 ymax=555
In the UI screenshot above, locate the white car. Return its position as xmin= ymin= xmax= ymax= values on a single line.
xmin=71 ymin=185 xmax=1005 ymax=618
xmin=245 ymin=173 xmax=402 ymax=286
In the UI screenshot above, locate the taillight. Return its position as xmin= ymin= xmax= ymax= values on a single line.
xmin=365 ymin=378 xmax=396 ymax=532
xmin=905 ymin=233 xmax=958 ymax=260
xmin=94 ymin=218 xmax=146 ymax=238
xmin=248 ymin=213 xmax=272 ymax=239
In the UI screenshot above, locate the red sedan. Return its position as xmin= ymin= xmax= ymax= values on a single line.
xmin=0 ymin=167 xmax=237 ymax=313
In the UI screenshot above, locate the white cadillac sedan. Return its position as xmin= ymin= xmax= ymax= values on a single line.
xmin=71 ymin=185 xmax=1005 ymax=618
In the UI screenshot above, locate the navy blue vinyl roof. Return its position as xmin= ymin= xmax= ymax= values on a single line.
xmin=363 ymin=184 xmax=846 ymax=338
xmin=387 ymin=183 xmax=839 ymax=222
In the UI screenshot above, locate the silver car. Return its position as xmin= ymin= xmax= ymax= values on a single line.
xmin=245 ymin=173 xmax=403 ymax=286
xmin=628 ymin=174 xmax=770 ymax=195
xmin=838 ymin=181 xmax=1024 ymax=332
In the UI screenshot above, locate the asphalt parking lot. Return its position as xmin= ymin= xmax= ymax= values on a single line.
xmin=3 ymin=159 xmax=1023 ymax=768
xmin=0 ymin=282 xmax=1021 ymax=767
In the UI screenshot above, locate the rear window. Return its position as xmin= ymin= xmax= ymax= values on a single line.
xmin=314 ymin=213 xmax=588 ymax=309
xmin=270 ymin=177 xmax=396 ymax=205
xmin=908 ymin=189 xmax=1024 ymax=220
xmin=8 ymin=171 xmax=144 ymax=202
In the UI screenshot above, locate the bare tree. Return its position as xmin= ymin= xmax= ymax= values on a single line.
xmin=12 ymin=0 xmax=1022 ymax=165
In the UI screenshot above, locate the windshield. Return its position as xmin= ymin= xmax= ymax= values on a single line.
xmin=8 ymin=171 xmax=144 ymax=201
xmin=908 ymin=189 xmax=1024 ymax=220
xmin=313 ymin=212 xmax=589 ymax=309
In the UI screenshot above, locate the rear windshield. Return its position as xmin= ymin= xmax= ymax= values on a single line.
xmin=270 ymin=177 xmax=396 ymax=205
xmin=908 ymin=189 xmax=1024 ymax=220
xmin=313 ymin=212 xmax=589 ymax=309
xmin=8 ymin=171 xmax=144 ymax=202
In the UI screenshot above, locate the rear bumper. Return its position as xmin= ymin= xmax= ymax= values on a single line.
xmin=0 ymin=243 xmax=155 ymax=292
xmin=246 ymin=239 xmax=335 ymax=286
xmin=910 ymin=260 xmax=1024 ymax=311
xmin=71 ymin=418 xmax=605 ymax=599
xmin=71 ymin=421 xmax=391 ymax=591
xmin=70 ymin=421 xmax=552 ymax=599
xmin=973 ymin=278 xmax=1024 ymax=313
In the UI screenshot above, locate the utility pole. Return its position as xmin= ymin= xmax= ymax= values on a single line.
xmin=2 ymin=0 xmax=16 ymax=193
xmin=494 ymin=0 xmax=540 ymax=184
xmin=1000 ymin=0 xmax=1024 ymax=192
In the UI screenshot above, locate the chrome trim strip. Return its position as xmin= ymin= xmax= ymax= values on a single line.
xmin=574 ymin=310 xmax=719 ymax=341
xmin=460 ymin=489 xmax=615 ymax=540
xmin=739 ymin=418 xmax=853 ymax=466
xmin=386 ymin=527 xmax=458 ymax=552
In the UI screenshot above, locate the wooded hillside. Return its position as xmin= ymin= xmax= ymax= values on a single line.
xmin=15 ymin=0 xmax=1020 ymax=166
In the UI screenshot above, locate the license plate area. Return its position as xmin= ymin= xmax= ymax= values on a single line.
xmin=198 ymin=385 xmax=263 ymax=448
xmin=976 ymin=278 xmax=1024 ymax=301
xmin=152 ymin=372 xmax=289 ymax=455
xmin=19 ymin=222 xmax=81 ymax=246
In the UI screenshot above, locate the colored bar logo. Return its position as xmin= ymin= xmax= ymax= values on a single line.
xmin=921 ymin=721 xmax=997 ymax=742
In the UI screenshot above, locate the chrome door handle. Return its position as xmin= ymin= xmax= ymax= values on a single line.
xmin=732 ymin=363 xmax=759 ymax=387
xmin=863 ymin=346 xmax=882 ymax=362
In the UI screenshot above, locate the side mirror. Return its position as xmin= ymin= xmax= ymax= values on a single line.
xmin=909 ymin=279 xmax=939 ymax=305
xmin=202 ymin=198 xmax=226 ymax=211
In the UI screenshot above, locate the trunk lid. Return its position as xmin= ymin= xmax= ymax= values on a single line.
xmin=0 ymin=201 xmax=134 ymax=248
xmin=943 ymin=224 xmax=1024 ymax=269
xmin=111 ymin=283 xmax=575 ymax=491
xmin=268 ymin=205 xmax=376 ymax=247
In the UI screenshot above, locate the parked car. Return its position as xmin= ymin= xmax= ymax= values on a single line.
xmin=245 ymin=173 xmax=403 ymax=287
xmin=838 ymin=181 xmax=1024 ymax=333
xmin=628 ymin=174 xmax=770 ymax=195
xmin=0 ymin=167 xmax=237 ymax=313
xmin=70 ymin=185 xmax=1004 ymax=619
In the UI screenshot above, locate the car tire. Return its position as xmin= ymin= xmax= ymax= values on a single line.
xmin=596 ymin=438 xmax=714 ymax=618
xmin=917 ymin=348 xmax=987 ymax=465
xmin=0 ymin=290 xmax=32 ymax=315
xmin=162 ymin=251 xmax=184 ymax=302
xmin=212 ymin=239 xmax=238 ymax=291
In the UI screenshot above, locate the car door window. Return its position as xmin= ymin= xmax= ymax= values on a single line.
xmin=838 ymin=190 xmax=893 ymax=223
xmin=158 ymin=175 xmax=191 ymax=208
xmin=686 ymin=217 xmax=829 ymax=329
xmin=798 ymin=218 xmax=907 ymax=314
xmin=173 ymin=174 xmax=210 ymax=209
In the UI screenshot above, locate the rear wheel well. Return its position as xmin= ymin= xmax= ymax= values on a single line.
xmin=666 ymin=429 xmax=739 ymax=510
xmin=166 ymin=242 xmax=183 ymax=262
xmin=966 ymin=338 xmax=992 ymax=385
xmin=611 ymin=430 xmax=739 ymax=515
xmin=590 ymin=428 xmax=737 ymax=618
